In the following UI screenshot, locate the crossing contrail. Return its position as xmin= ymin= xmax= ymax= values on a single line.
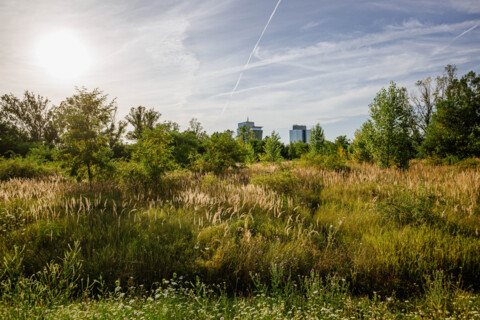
xmin=222 ymin=0 xmax=283 ymax=114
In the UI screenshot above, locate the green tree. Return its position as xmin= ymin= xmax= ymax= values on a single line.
xmin=125 ymin=106 xmax=161 ymax=140
xmin=0 ymin=121 xmax=30 ymax=156
xmin=287 ymin=141 xmax=310 ymax=159
xmin=350 ymin=122 xmax=373 ymax=162
xmin=411 ymin=65 xmax=457 ymax=140
xmin=421 ymin=70 xmax=480 ymax=158
xmin=335 ymin=135 xmax=350 ymax=151
xmin=134 ymin=124 xmax=176 ymax=180
xmin=0 ymin=91 xmax=58 ymax=144
xmin=309 ymin=124 xmax=325 ymax=153
xmin=58 ymin=88 xmax=116 ymax=183
xmin=188 ymin=118 xmax=207 ymax=140
xmin=171 ymin=130 xmax=201 ymax=168
xmin=364 ymin=82 xmax=415 ymax=169
xmin=195 ymin=131 xmax=246 ymax=173
xmin=244 ymin=142 xmax=257 ymax=164
xmin=237 ymin=125 xmax=255 ymax=143
xmin=104 ymin=109 xmax=127 ymax=158
xmin=263 ymin=131 xmax=283 ymax=162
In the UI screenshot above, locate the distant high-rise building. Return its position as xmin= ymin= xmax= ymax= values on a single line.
xmin=237 ymin=118 xmax=263 ymax=140
xmin=289 ymin=125 xmax=311 ymax=143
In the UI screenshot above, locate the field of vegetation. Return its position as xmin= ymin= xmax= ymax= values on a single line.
xmin=1 ymin=159 xmax=480 ymax=319
xmin=1 ymin=65 xmax=480 ymax=318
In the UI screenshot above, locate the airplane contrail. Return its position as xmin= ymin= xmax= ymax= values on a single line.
xmin=452 ymin=22 xmax=479 ymax=42
xmin=435 ymin=22 xmax=479 ymax=55
xmin=222 ymin=0 xmax=283 ymax=114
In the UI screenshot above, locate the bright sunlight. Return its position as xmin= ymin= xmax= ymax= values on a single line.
xmin=35 ymin=29 xmax=91 ymax=80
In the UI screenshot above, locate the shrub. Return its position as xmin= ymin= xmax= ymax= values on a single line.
xmin=114 ymin=160 xmax=150 ymax=187
xmin=0 ymin=157 xmax=56 ymax=180
xmin=456 ymin=157 xmax=480 ymax=169
xmin=194 ymin=131 xmax=246 ymax=173
xmin=375 ymin=188 xmax=440 ymax=227
xmin=251 ymin=170 xmax=299 ymax=194
xmin=301 ymin=152 xmax=349 ymax=172
xmin=133 ymin=124 xmax=177 ymax=180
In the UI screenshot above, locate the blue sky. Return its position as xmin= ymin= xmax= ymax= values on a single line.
xmin=1 ymin=0 xmax=479 ymax=143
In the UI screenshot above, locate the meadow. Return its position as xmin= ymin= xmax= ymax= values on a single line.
xmin=1 ymin=159 xmax=480 ymax=319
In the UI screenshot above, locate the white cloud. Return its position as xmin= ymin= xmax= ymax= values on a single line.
xmin=448 ymin=0 xmax=480 ymax=14
xmin=1 ymin=0 xmax=479 ymax=142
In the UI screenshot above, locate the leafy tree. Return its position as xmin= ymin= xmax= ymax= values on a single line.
xmin=244 ymin=142 xmax=257 ymax=164
xmin=287 ymin=143 xmax=297 ymax=160
xmin=309 ymin=124 xmax=325 ymax=153
xmin=57 ymin=88 xmax=116 ymax=183
xmin=104 ymin=109 xmax=127 ymax=158
xmin=248 ymin=139 xmax=265 ymax=159
xmin=0 ymin=91 xmax=58 ymax=144
xmin=263 ymin=131 xmax=283 ymax=162
xmin=187 ymin=118 xmax=207 ymax=140
xmin=335 ymin=135 xmax=350 ymax=151
xmin=125 ymin=106 xmax=161 ymax=140
xmin=133 ymin=124 xmax=176 ymax=180
xmin=364 ymin=82 xmax=415 ymax=169
xmin=421 ymin=70 xmax=480 ymax=158
xmin=0 ymin=121 xmax=30 ymax=156
xmin=171 ymin=130 xmax=201 ymax=168
xmin=350 ymin=122 xmax=373 ymax=162
xmin=195 ymin=131 xmax=246 ymax=173
xmin=237 ymin=125 xmax=255 ymax=143
xmin=287 ymin=141 xmax=310 ymax=159
xmin=411 ymin=65 xmax=457 ymax=135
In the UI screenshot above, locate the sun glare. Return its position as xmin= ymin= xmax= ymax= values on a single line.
xmin=36 ymin=29 xmax=91 ymax=80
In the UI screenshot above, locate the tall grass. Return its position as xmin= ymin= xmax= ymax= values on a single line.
xmin=1 ymin=160 xmax=480 ymax=317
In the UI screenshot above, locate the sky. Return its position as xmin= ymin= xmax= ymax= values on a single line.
xmin=1 ymin=0 xmax=479 ymax=143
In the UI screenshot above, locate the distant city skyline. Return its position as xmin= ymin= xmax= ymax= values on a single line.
xmin=1 ymin=0 xmax=479 ymax=143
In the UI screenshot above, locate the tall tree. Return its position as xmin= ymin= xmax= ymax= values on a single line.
xmin=237 ymin=125 xmax=255 ymax=143
xmin=195 ymin=131 xmax=246 ymax=173
xmin=58 ymin=88 xmax=116 ymax=183
xmin=104 ymin=109 xmax=127 ymax=158
xmin=125 ymin=106 xmax=161 ymax=140
xmin=0 ymin=91 xmax=57 ymax=143
xmin=263 ymin=131 xmax=283 ymax=162
xmin=187 ymin=118 xmax=206 ymax=140
xmin=411 ymin=65 xmax=457 ymax=134
xmin=334 ymin=135 xmax=350 ymax=151
xmin=351 ymin=122 xmax=373 ymax=162
xmin=134 ymin=124 xmax=176 ymax=180
xmin=309 ymin=124 xmax=325 ymax=153
xmin=364 ymin=82 xmax=415 ymax=169
xmin=421 ymin=70 xmax=480 ymax=158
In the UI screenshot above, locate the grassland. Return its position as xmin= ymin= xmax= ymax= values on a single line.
xmin=1 ymin=160 xmax=480 ymax=319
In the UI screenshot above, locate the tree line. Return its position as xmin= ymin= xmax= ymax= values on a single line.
xmin=352 ymin=65 xmax=480 ymax=168
xmin=1 ymin=64 xmax=479 ymax=182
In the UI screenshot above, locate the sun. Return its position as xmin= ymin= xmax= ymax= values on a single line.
xmin=36 ymin=29 xmax=91 ymax=80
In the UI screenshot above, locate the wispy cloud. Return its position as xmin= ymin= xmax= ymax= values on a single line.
xmin=223 ymin=0 xmax=283 ymax=114
xmin=0 ymin=0 xmax=479 ymax=142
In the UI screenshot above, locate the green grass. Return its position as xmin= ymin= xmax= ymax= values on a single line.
xmin=1 ymin=160 xmax=480 ymax=318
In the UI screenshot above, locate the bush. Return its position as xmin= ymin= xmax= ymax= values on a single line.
xmin=375 ymin=189 xmax=440 ymax=227
xmin=0 ymin=157 xmax=56 ymax=180
xmin=251 ymin=170 xmax=300 ymax=194
xmin=456 ymin=157 xmax=480 ymax=169
xmin=194 ymin=131 xmax=246 ymax=173
xmin=114 ymin=160 xmax=150 ymax=187
xmin=301 ymin=152 xmax=349 ymax=172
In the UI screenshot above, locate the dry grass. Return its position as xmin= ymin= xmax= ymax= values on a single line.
xmin=1 ymin=161 xmax=480 ymax=297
